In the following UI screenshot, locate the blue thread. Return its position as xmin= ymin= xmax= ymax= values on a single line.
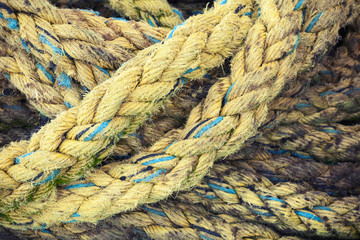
xmin=5 ymin=105 xmax=21 ymax=109
xmin=111 ymin=17 xmax=128 ymax=22
xmin=319 ymin=70 xmax=332 ymax=75
xmin=15 ymin=152 xmax=36 ymax=164
xmin=70 ymin=212 xmax=80 ymax=217
xmin=250 ymin=209 xmax=275 ymax=217
xmin=223 ymin=82 xmax=235 ymax=105
xmin=134 ymin=169 xmax=166 ymax=183
xmin=243 ymin=11 xmax=253 ymax=17
xmin=257 ymin=8 xmax=261 ymax=18
xmin=39 ymin=34 xmax=64 ymax=55
xmin=39 ymin=229 xmax=52 ymax=234
xmin=63 ymin=219 xmax=77 ymax=223
xmin=79 ymin=9 xmax=100 ymax=15
xmin=183 ymin=66 xmax=199 ymax=75
xmin=84 ymin=119 xmax=111 ymax=141
xmin=34 ymin=169 xmax=61 ymax=185
xmin=293 ymin=0 xmax=304 ymax=10
xmin=320 ymin=91 xmax=336 ymax=96
xmin=288 ymin=34 xmax=300 ymax=55
xmin=180 ymin=77 xmax=186 ymax=84
xmin=3 ymin=73 xmax=10 ymax=80
xmin=145 ymin=34 xmax=161 ymax=44
xmin=164 ymin=141 xmax=176 ymax=152
xmin=295 ymin=210 xmax=323 ymax=222
xmin=194 ymin=116 xmax=223 ymax=138
xmin=190 ymin=224 xmax=222 ymax=237
xmin=220 ymin=0 xmax=227 ymax=5
xmin=191 ymin=11 xmax=203 ymax=15
xmin=344 ymin=88 xmax=360 ymax=95
xmin=64 ymin=101 xmax=73 ymax=108
xmin=172 ymin=9 xmax=184 ymax=20
xmin=267 ymin=149 xmax=288 ymax=154
xmin=36 ymin=63 xmax=55 ymax=83
xmin=291 ymin=151 xmax=313 ymax=159
xmin=296 ymin=103 xmax=312 ymax=108
xmin=313 ymin=206 xmax=333 ymax=211
xmin=0 ymin=12 xmax=18 ymax=30
xmin=167 ymin=22 xmax=184 ymax=39
xmin=259 ymin=195 xmax=286 ymax=203
xmin=321 ymin=129 xmax=342 ymax=134
xmin=305 ymin=12 xmax=323 ymax=32
xmin=141 ymin=206 xmax=167 ymax=217
xmin=141 ymin=156 xmax=176 ymax=166
xmin=208 ymin=183 xmax=236 ymax=194
xmin=204 ymin=73 xmax=212 ymax=79
xmin=57 ymin=73 xmax=72 ymax=89
xmin=94 ymin=64 xmax=110 ymax=77
xmin=199 ymin=235 xmax=215 ymax=240
xmin=65 ymin=182 xmax=96 ymax=190
xmin=147 ymin=18 xmax=156 ymax=27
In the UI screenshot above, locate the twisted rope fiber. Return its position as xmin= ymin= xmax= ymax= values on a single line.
xmin=0 ymin=2 xmax=168 ymax=116
xmin=1 ymin=0 xmax=358 ymax=230
xmin=0 ymin=0 xmax=256 ymax=211
xmin=109 ymin=0 xmax=183 ymax=28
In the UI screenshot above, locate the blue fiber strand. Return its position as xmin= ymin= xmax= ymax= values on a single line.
xmin=167 ymin=22 xmax=184 ymax=39
xmin=15 ymin=152 xmax=36 ymax=164
xmin=147 ymin=18 xmax=156 ymax=27
xmin=142 ymin=206 xmax=167 ymax=217
xmin=112 ymin=17 xmax=128 ymax=22
xmin=243 ymin=11 xmax=253 ymax=17
xmin=220 ymin=0 xmax=227 ymax=5
xmin=3 ymin=73 xmax=10 ymax=80
xmin=183 ymin=66 xmax=199 ymax=75
xmin=84 ymin=119 xmax=111 ymax=141
xmin=267 ymin=149 xmax=288 ymax=154
xmin=57 ymin=73 xmax=72 ymax=89
xmin=5 ymin=105 xmax=21 ymax=109
xmin=164 ymin=141 xmax=176 ymax=152
xmin=208 ymin=183 xmax=236 ymax=194
xmin=257 ymin=8 xmax=261 ymax=18
xmin=70 ymin=212 xmax=80 ymax=217
xmin=295 ymin=210 xmax=323 ymax=222
xmin=95 ymin=64 xmax=110 ymax=77
xmin=40 ymin=229 xmax=52 ymax=234
xmin=305 ymin=12 xmax=323 ymax=32
xmin=134 ymin=169 xmax=166 ymax=183
xmin=288 ymin=34 xmax=300 ymax=55
xmin=172 ymin=9 xmax=184 ymax=20
xmin=34 ymin=169 xmax=60 ymax=185
xmin=293 ymin=0 xmax=304 ymax=10
xmin=296 ymin=103 xmax=312 ymax=108
xmin=291 ymin=151 xmax=313 ymax=159
xmin=65 ymin=182 xmax=96 ymax=190
xmin=142 ymin=156 xmax=176 ymax=166
xmin=321 ymin=129 xmax=342 ymax=134
xmin=313 ymin=206 xmax=334 ymax=211
xmin=0 ymin=12 xmax=19 ymax=30
xmin=223 ymin=82 xmax=235 ymax=105
xmin=36 ymin=63 xmax=55 ymax=83
xmin=200 ymin=235 xmax=215 ymax=240
xmin=250 ymin=209 xmax=274 ymax=217
xmin=145 ymin=34 xmax=161 ymax=44
xmin=344 ymin=88 xmax=360 ymax=95
xmin=259 ymin=195 xmax=286 ymax=203
xmin=64 ymin=101 xmax=73 ymax=108
xmin=320 ymin=91 xmax=336 ymax=96
xmin=194 ymin=116 xmax=223 ymax=138
xmin=79 ymin=9 xmax=100 ymax=15
xmin=39 ymin=34 xmax=64 ymax=55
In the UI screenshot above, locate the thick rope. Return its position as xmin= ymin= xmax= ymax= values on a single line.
xmin=0 ymin=0 xmax=255 ymax=209
xmin=0 ymin=3 xmax=168 ymax=116
xmin=0 ymin=0 xmax=358 ymax=229
xmin=109 ymin=0 xmax=183 ymax=28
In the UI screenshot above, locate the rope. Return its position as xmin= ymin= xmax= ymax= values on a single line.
xmin=0 ymin=0 xmax=358 ymax=231
xmin=0 ymin=0 xmax=255 ymax=209
xmin=0 ymin=3 xmax=168 ymax=116
xmin=109 ymin=0 xmax=183 ymax=28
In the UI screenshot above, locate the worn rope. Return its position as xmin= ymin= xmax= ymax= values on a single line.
xmin=108 ymin=0 xmax=183 ymax=28
xmin=1 ymin=0 xmax=358 ymax=230
xmin=0 ymin=3 xmax=168 ymax=116
xmin=0 ymin=0 xmax=255 ymax=209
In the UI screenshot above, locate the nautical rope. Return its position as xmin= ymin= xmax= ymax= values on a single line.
xmin=1 ymin=0 xmax=358 ymax=230
xmin=108 ymin=0 xmax=183 ymax=28
xmin=0 ymin=0 xmax=255 ymax=209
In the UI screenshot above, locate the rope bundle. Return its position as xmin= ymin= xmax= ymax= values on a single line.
xmin=0 ymin=0 xmax=359 ymax=239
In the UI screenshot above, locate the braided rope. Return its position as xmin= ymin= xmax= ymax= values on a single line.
xmin=1 ymin=0 xmax=358 ymax=230
xmin=109 ymin=0 xmax=183 ymax=28
xmin=0 ymin=0 xmax=255 ymax=209
xmin=0 ymin=2 xmax=168 ymax=116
